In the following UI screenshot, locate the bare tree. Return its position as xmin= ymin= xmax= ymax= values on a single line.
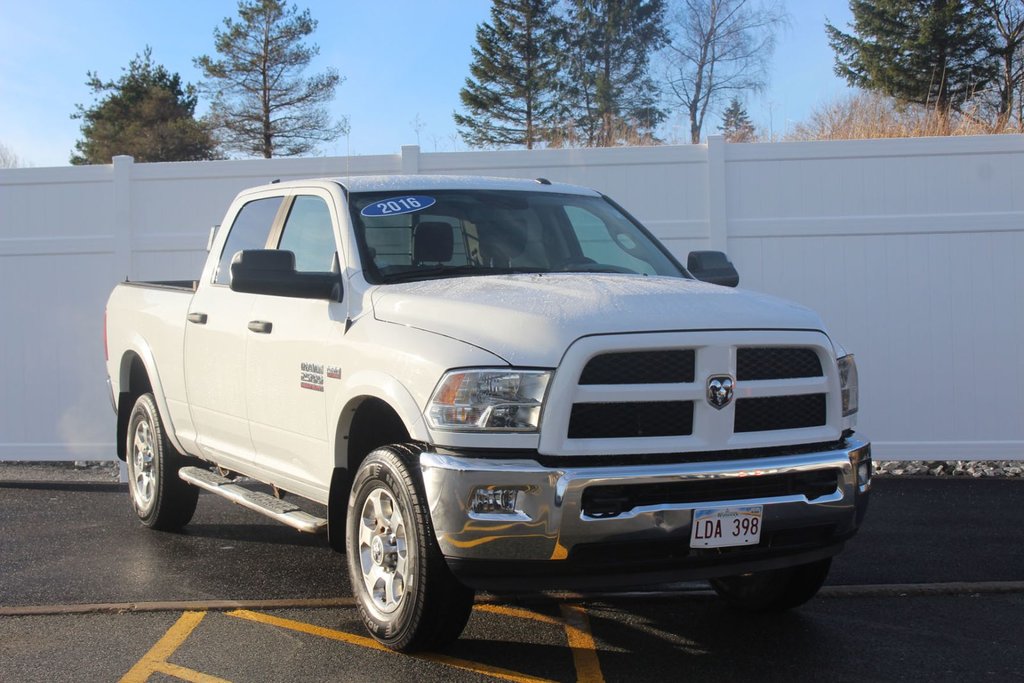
xmin=664 ymin=0 xmax=786 ymax=143
xmin=979 ymin=0 xmax=1024 ymax=130
xmin=0 ymin=141 xmax=23 ymax=168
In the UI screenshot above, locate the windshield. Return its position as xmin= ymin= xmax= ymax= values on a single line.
xmin=347 ymin=189 xmax=686 ymax=284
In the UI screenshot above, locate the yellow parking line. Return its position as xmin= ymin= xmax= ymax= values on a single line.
xmin=227 ymin=609 xmax=557 ymax=683
xmin=423 ymin=653 xmax=557 ymax=683
xmin=152 ymin=661 xmax=232 ymax=683
xmin=559 ymin=605 xmax=605 ymax=683
xmin=119 ymin=611 xmax=230 ymax=683
xmin=227 ymin=609 xmax=388 ymax=650
xmin=475 ymin=603 xmax=564 ymax=626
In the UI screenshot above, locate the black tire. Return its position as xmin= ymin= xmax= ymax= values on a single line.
xmin=125 ymin=393 xmax=199 ymax=531
xmin=346 ymin=444 xmax=474 ymax=652
xmin=710 ymin=558 xmax=832 ymax=613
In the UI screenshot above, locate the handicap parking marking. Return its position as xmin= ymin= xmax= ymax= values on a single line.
xmin=118 ymin=611 xmax=229 ymax=683
xmin=117 ymin=602 xmax=607 ymax=682
xmin=228 ymin=608 xmax=559 ymax=682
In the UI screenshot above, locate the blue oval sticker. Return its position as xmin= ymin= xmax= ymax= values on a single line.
xmin=360 ymin=195 xmax=436 ymax=217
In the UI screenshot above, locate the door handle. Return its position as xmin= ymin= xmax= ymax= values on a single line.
xmin=187 ymin=312 xmax=208 ymax=325
xmin=248 ymin=320 xmax=273 ymax=334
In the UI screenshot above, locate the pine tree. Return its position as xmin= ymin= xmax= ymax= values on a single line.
xmin=719 ymin=97 xmax=756 ymax=142
xmin=195 ymin=0 xmax=346 ymax=158
xmin=826 ymin=0 xmax=998 ymax=114
xmin=455 ymin=0 xmax=563 ymax=149
xmin=71 ymin=48 xmax=217 ymax=165
xmin=559 ymin=0 xmax=668 ymax=146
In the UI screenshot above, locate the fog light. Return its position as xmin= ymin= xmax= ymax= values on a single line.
xmin=849 ymin=443 xmax=872 ymax=493
xmin=857 ymin=457 xmax=872 ymax=490
xmin=470 ymin=487 xmax=520 ymax=514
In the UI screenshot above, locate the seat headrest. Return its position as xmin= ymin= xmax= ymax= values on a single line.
xmin=413 ymin=221 xmax=454 ymax=263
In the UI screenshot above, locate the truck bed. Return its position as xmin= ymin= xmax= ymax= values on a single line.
xmin=106 ymin=280 xmax=197 ymax=451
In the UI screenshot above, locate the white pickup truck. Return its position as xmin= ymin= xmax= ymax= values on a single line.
xmin=105 ymin=175 xmax=870 ymax=651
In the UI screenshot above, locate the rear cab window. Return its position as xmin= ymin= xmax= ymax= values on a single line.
xmin=276 ymin=195 xmax=338 ymax=273
xmin=214 ymin=197 xmax=283 ymax=285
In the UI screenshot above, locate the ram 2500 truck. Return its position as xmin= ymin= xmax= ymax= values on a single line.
xmin=105 ymin=175 xmax=870 ymax=651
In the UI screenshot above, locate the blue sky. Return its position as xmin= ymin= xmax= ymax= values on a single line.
xmin=0 ymin=0 xmax=855 ymax=167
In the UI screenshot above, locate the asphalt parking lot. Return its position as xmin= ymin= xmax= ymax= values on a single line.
xmin=2 ymin=477 xmax=1022 ymax=682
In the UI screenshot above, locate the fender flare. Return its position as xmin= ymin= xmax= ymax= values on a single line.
xmin=328 ymin=369 xmax=430 ymax=467
xmin=118 ymin=335 xmax=189 ymax=457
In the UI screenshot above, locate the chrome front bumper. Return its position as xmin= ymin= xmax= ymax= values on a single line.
xmin=420 ymin=439 xmax=871 ymax=567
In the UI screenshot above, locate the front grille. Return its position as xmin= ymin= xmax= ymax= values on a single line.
xmin=581 ymin=469 xmax=840 ymax=517
xmin=579 ymin=350 xmax=695 ymax=385
xmin=737 ymin=347 xmax=822 ymax=380
xmin=555 ymin=333 xmax=836 ymax=454
xmin=568 ymin=401 xmax=693 ymax=439
xmin=735 ymin=394 xmax=826 ymax=432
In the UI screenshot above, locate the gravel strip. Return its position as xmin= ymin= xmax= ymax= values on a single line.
xmin=875 ymin=460 xmax=1022 ymax=478
xmin=0 ymin=461 xmax=122 ymax=482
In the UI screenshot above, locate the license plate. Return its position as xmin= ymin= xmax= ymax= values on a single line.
xmin=690 ymin=505 xmax=763 ymax=548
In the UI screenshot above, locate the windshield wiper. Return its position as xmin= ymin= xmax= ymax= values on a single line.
xmin=383 ymin=265 xmax=544 ymax=283
xmin=556 ymin=264 xmax=639 ymax=275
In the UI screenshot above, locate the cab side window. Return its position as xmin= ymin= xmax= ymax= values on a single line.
xmin=278 ymin=196 xmax=337 ymax=272
xmin=214 ymin=197 xmax=282 ymax=285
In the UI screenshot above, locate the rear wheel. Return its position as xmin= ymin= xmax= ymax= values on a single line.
xmin=126 ymin=393 xmax=198 ymax=531
xmin=346 ymin=444 xmax=474 ymax=652
xmin=710 ymin=558 xmax=832 ymax=612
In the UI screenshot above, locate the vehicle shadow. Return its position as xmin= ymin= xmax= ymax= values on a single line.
xmin=575 ymin=595 xmax=859 ymax=681
xmin=178 ymin=523 xmax=330 ymax=548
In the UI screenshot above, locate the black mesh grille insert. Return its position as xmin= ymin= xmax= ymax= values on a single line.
xmin=568 ymin=402 xmax=694 ymax=439
xmin=734 ymin=394 xmax=826 ymax=433
xmin=737 ymin=347 xmax=822 ymax=380
xmin=581 ymin=469 xmax=840 ymax=517
xmin=579 ymin=350 xmax=695 ymax=385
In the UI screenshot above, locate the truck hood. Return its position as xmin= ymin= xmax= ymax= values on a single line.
xmin=371 ymin=274 xmax=827 ymax=367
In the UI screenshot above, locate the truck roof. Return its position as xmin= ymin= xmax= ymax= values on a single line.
xmin=244 ymin=175 xmax=602 ymax=197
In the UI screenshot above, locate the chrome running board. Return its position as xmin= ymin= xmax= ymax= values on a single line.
xmin=179 ymin=466 xmax=327 ymax=534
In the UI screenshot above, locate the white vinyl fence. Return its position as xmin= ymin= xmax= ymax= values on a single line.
xmin=1 ymin=134 xmax=1022 ymax=463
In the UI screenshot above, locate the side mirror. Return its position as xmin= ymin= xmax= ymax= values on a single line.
xmin=687 ymin=250 xmax=739 ymax=288
xmin=229 ymin=249 xmax=341 ymax=300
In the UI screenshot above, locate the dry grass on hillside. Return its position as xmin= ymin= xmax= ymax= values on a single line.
xmin=786 ymin=91 xmax=1023 ymax=141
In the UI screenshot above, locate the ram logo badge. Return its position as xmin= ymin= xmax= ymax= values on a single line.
xmin=706 ymin=375 xmax=734 ymax=409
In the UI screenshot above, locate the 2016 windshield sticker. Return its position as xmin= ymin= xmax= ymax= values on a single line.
xmin=300 ymin=362 xmax=324 ymax=392
xmin=360 ymin=195 xmax=436 ymax=217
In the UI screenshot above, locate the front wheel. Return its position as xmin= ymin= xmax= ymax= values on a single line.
xmin=710 ymin=558 xmax=832 ymax=612
xmin=126 ymin=393 xmax=198 ymax=530
xmin=346 ymin=445 xmax=474 ymax=652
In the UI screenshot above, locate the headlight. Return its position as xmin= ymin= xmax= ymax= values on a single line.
xmin=838 ymin=354 xmax=859 ymax=417
xmin=427 ymin=369 xmax=551 ymax=432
